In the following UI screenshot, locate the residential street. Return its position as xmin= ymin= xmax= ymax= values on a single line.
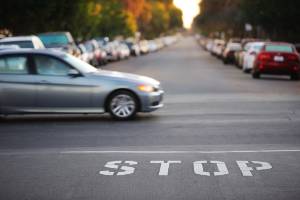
xmin=1 ymin=36 xmax=300 ymax=200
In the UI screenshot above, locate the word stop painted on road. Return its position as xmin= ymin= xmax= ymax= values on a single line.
xmin=99 ymin=160 xmax=272 ymax=177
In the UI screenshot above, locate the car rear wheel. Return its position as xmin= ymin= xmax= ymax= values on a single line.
xmin=243 ymin=68 xmax=251 ymax=74
xmin=252 ymin=71 xmax=260 ymax=79
xmin=108 ymin=91 xmax=138 ymax=120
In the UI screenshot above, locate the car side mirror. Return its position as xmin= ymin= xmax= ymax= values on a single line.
xmin=68 ymin=69 xmax=81 ymax=77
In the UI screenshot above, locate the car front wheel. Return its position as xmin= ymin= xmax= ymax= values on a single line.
xmin=291 ymin=73 xmax=299 ymax=81
xmin=108 ymin=91 xmax=138 ymax=120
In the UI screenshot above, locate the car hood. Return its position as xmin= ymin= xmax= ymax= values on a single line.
xmin=90 ymin=70 xmax=160 ymax=86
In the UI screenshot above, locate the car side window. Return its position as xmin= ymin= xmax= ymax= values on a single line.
xmin=34 ymin=55 xmax=71 ymax=76
xmin=0 ymin=56 xmax=29 ymax=74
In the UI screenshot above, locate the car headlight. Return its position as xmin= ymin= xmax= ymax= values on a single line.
xmin=138 ymin=85 xmax=155 ymax=93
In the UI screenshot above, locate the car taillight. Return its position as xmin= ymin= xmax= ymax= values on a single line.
xmin=287 ymin=54 xmax=299 ymax=62
xmin=257 ymin=53 xmax=272 ymax=61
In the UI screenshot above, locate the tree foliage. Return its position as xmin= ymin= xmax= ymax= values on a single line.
xmin=0 ymin=0 xmax=183 ymax=40
xmin=193 ymin=0 xmax=300 ymax=42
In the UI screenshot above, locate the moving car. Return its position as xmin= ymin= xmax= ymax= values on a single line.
xmin=0 ymin=49 xmax=164 ymax=120
xmin=0 ymin=36 xmax=45 ymax=49
xmin=242 ymin=42 xmax=265 ymax=73
xmin=252 ymin=42 xmax=300 ymax=80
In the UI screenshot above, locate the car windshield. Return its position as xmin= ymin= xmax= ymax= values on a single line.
xmin=0 ymin=41 xmax=33 ymax=48
xmin=39 ymin=34 xmax=69 ymax=47
xmin=63 ymin=54 xmax=98 ymax=73
xmin=265 ymin=45 xmax=293 ymax=53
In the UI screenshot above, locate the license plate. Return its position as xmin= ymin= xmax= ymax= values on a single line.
xmin=274 ymin=56 xmax=284 ymax=62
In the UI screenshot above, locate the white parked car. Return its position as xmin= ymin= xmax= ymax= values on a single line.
xmin=0 ymin=36 xmax=45 ymax=49
xmin=242 ymin=42 xmax=265 ymax=73
xmin=211 ymin=39 xmax=225 ymax=57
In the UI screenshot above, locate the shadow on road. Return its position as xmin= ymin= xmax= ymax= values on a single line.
xmin=0 ymin=114 xmax=159 ymax=124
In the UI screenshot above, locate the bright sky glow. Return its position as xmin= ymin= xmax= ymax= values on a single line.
xmin=174 ymin=0 xmax=201 ymax=29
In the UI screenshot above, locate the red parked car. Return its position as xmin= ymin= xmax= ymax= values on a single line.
xmin=252 ymin=42 xmax=300 ymax=80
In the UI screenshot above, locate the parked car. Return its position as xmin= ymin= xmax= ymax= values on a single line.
xmin=83 ymin=40 xmax=100 ymax=66
xmin=139 ymin=40 xmax=149 ymax=54
xmin=252 ymin=42 xmax=300 ymax=80
xmin=155 ymin=38 xmax=164 ymax=50
xmin=222 ymin=42 xmax=242 ymax=64
xmin=211 ymin=39 xmax=226 ymax=58
xmin=117 ymin=42 xmax=130 ymax=59
xmin=78 ymin=44 xmax=92 ymax=64
xmin=84 ymin=40 xmax=107 ymax=66
xmin=242 ymin=42 xmax=265 ymax=73
xmin=0 ymin=36 xmax=45 ymax=49
xmin=38 ymin=32 xmax=79 ymax=57
xmin=0 ymin=49 xmax=164 ymax=120
xmin=103 ymin=42 xmax=119 ymax=61
xmin=205 ymin=39 xmax=214 ymax=52
xmin=295 ymin=43 xmax=300 ymax=53
xmin=235 ymin=42 xmax=253 ymax=68
xmin=124 ymin=41 xmax=140 ymax=56
xmin=148 ymin=40 xmax=159 ymax=53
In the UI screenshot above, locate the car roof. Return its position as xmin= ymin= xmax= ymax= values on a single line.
xmin=0 ymin=36 xmax=39 ymax=42
xmin=264 ymin=42 xmax=293 ymax=46
xmin=248 ymin=42 xmax=265 ymax=46
xmin=0 ymin=49 xmax=66 ymax=57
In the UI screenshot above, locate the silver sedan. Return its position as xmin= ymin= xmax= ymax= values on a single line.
xmin=0 ymin=49 xmax=164 ymax=120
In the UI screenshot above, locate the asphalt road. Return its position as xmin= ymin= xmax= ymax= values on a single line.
xmin=1 ymin=36 xmax=300 ymax=200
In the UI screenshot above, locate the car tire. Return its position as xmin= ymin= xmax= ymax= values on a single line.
xmin=243 ymin=68 xmax=250 ymax=74
xmin=223 ymin=59 xmax=228 ymax=65
xmin=291 ymin=73 xmax=299 ymax=81
xmin=252 ymin=71 xmax=260 ymax=79
xmin=0 ymin=115 xmax=6 ymax=121
xmin=107 ymin=91 xmax=138 ymax=120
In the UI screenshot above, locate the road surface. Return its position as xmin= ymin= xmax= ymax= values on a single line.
xmin=1 ymin=36 xmax=300 ymax=200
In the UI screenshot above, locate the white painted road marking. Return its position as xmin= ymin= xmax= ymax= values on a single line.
xmin=150 ymin=161 xmax=181 ymax=176
xmin=211 ymin=161 xmax=229 ymax=176
xmin=62 ymin=149 xmax=300 ymax=154
xmin=99 ymin=161 xmax=138 ymax=176
xmin=237 ymin=161 xmax=272 ymax=176
xmin=99 ymin=161 xmax=272 ymax=177
xmin=193 ymin=161 xmax=210 ymax=176
xmin=193 ymin=161 xmax=229 ymax=176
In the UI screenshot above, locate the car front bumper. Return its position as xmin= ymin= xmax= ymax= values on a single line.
xmin=139 ymin=90 xmax=164 ymax=112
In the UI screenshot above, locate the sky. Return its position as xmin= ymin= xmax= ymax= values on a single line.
xmin=173 ymin=0 xmax=201 ymax=29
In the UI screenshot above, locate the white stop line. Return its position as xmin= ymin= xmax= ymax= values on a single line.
xmin=99 ymin=160 xmax=272 ymax=177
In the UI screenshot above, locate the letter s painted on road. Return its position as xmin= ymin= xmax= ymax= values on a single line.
xmin=99 ymin=161 xmax=138 ymax=176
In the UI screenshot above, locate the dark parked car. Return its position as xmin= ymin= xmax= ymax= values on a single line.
xmin=0 ymin=49 xmax=164 ymax=120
